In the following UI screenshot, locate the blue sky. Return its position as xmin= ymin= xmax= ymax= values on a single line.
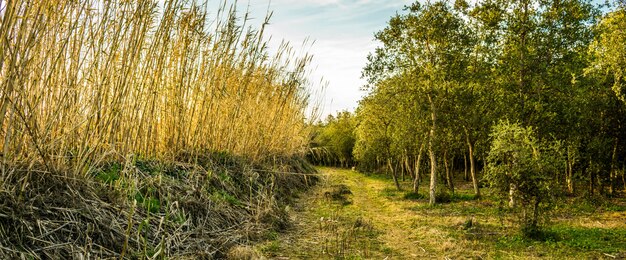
xmin=234 ymin=0 xmax=414 ymax=118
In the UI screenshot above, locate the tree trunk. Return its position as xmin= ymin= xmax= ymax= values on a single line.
xmin=622 ymin=165 xmax=625 ymax=192
xmin=444 ymin=149 xmax=454 ymax=194
xmin=464 ymin=153 xmax=469 ymax=181
xmin=398 ymin=156 xmax=406 ymax=181
xmin=566 ymin=146 xmax=575 ymax=195
xmin=389 ymin=158 xmax=401 ymax=190
xmin=464 ymin=128 xmax=480 ymax=197
xmin=413 ymin=141 xmax=424 ymax=193
xmin=402 ymin=153 xmax=413 ymax=181
xmin=567 ymin=160 xmax=575 ymax=195
xmin=531 ymin=197 xmax=540 ymax=230
xmin=509 ymin=183 xmax=517 ymax=208
xmin=587 ymin=165 xmax=594 ymax=195
xmin=451 ymin=155 xmax=455 ymax=176
xmin=610 ymin=138 xmax=617 ymax=195
xmin=428 ymin=94 xmax=437 ymax=206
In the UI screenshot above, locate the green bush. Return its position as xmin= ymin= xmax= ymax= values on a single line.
xmin=484 ymin=121 xmax=564 ymax=237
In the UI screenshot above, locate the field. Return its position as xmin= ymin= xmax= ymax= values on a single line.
xmin=258 ymin=168 xmax=626 ymax=259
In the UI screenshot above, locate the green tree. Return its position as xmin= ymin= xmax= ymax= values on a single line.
xmin=588 ymin=5 xmax=626 ymax=104
xmin=309 ymin=112 xmax=356 ymax=167
xmin=484 ymin=121 xmax=565 ymax=237
xmin=363 ymin=1 xmax=473 ymax=205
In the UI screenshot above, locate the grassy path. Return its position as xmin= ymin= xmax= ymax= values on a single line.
xmin=257 ymin=167 xmax=626 ymax=259
xmin=257 ymin=167 xmax=482 ymax=259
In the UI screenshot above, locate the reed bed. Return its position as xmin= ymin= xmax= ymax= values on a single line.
xmin=0 ymin=0 xmax=314 ymax=177
xmin=0 ymin=0 xmax=319 ymax=258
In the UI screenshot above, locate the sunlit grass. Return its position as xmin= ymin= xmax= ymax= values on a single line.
xmin=264 ymin=167 xmax=626 ymax=259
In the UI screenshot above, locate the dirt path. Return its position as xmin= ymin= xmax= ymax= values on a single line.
xmin=256 ymin=167 xmax=626 ymax=259
xmin=257 ymin=167 xmax=455 ymax=259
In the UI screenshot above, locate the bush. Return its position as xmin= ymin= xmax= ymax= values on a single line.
xmin=484 ymin=121 xmax=564 ymax=237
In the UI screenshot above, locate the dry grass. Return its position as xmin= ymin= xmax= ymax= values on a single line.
xmin=0 ymin=154 xmax=318 ymax=259
xmin=0 ymin=0 xmax=321 ymax=258
xmin=0 ymin=0 xmax=315 ymax=178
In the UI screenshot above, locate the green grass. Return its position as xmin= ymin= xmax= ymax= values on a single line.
xmin=265 ymin=168 xmax=626 ymax=259
xmin=550 ymin=225 xmax=626 ymax=253
xmin=260 ymin=240 xmax=281 ymax=255
xmin=402 ymin=191 xmax=426 ymax=200
xmin=94 ymin=163 xmax=122 ymax=184
xmin=496 ymin=225 xmax=626 ymax=255
xmin=134 ymin=192 xmax=161 ymax=214
xmin=380 ymin=187 xmax=400 ymax=197
xmin=606 ymin=204 xmax=626 ymax=212
xmin=211 ymin=190 xmax=243 ymax=206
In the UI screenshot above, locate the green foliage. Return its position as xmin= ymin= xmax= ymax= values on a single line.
xmin=381 ymin=187 xmax=400 ymax=198
xmin=484 ymin=121 xmax=565 ymax=236
xmin=402 ymin=192 xmax=425 ymax=200
xmin=260 ymin=240 xmax=281 ymax=254
xmin=134 ymin=192 xmax=161 ymax=214
xmin=435 ymin=191 xmax=453 ymax=203
xmin=332 ymin=0 xmax=626 ymax=210
xmin=211 ymin=190 xmax=243 ymax=207
xmin=308 ymin=111 xmax=356 ymax=167
xmin=588 ymin=7 xmax=626 ymax=103
xmin=95 ymin=163 xmax=122 ymax=184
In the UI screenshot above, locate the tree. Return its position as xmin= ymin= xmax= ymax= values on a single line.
xmin=588 ymin=5 xmax=626 ymax=104
xmin=484 ymin=121 xmax=565 ymax=237
xmin=309 ymin=112 xmax=356 ymax=167
xmin=363 ymin=1 xmax=473 ymax=205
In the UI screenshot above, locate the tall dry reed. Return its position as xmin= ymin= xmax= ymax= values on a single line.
xmin=0 ymin=0 xmax=315 ymax=176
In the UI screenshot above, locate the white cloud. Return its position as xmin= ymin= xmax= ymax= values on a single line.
xmin=228 ymin=0 xmax=411 ymax=116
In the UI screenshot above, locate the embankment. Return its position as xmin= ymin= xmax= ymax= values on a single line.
xmin=0 ymin=153 xmax=317 ymax=259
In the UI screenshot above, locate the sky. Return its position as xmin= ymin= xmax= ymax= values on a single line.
xmin=233 ymin=0 xmax=414 ymax=118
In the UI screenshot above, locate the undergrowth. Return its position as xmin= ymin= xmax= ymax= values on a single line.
xmin=0 ymin=154 xmax=317 ymax=259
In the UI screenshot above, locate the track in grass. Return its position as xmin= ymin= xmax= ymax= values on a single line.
xmin=259 ymin=167 xmax=626 ymax=259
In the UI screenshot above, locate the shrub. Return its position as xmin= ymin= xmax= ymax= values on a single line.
xmin=484 ymin=121 xmax=564 ymax=237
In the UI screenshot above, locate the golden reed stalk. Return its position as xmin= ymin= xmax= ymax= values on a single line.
xmin=0 ymin=0 xmax=315 ymax=175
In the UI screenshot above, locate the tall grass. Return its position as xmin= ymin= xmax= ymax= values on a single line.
xmin=0 ymin=0 xmax=314 ymax=176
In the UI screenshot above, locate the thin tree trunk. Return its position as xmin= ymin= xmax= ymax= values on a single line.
xmin=464 ymin=128 xmax=480 ymax=197
xmin=401 ymin=154 xmax=406 ymax=182
xmin=567 ymin=160 xmax=575 ymax=195
xmin=444 ymin=149 xmax=454 ymax=194
xmin=413 ymin=141 xmax=424 ymax=193
xmin=566 ymin=145 xmax=576 ymax=195
xmin=464 ymin=153 xmax=469 ymax=181
xmin=509 ymin=183 xmax=517 ymax=208
xmin=451 ymin=155 xmax=455 ymax=179
xmin=622 ymin=165 xmax=625 ymax=191
xmin=405 ymin=154 xmax=412 ymax=180
xmin=389 ymin=158 xmax=401 ymax=190
xmin=610 ymin=138 xmax=617 ymax=195
xmin=428 ymin=94 xmax=437 ymax=206
xmin=531 ymin=197 xmax=540 ymax=229
xmin=587 ymin=164 xmax=594 ymax=195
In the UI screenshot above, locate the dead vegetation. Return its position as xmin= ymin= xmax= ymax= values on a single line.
xmin=323 ymin=184 xmax=353 ymax=205
xmin=0 ymin=155 xmax=317 ymax=259
xmin=0 ymin=0 xmax=320 ymax=258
